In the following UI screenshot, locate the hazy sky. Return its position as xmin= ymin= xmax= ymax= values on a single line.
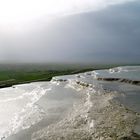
xmin=0 ymin=0 xmax=140 ymax=64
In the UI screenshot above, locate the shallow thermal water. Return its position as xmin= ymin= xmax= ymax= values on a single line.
xmin=0 ymin=66 xmax=140 ymax=140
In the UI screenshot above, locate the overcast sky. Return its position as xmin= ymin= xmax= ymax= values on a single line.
xmin=0 ymin=0 xmax=140 ymax=64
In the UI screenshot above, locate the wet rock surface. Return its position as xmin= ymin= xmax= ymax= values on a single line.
xmin=32 ymin=82 xmax=140 ymax=140
xmin=1 ymin=66 xmax=140 ymax=140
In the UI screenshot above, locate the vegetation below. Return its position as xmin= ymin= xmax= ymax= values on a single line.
xmin=0 ymin=68 xmax=96 ymax=88
xmin=0 ymin=70 xmax=72 ymax=88
xmin=0 ymin=63 xmax=137 ymax=88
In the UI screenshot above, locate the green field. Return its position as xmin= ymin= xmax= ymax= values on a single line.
xmin=0 ymin=63 xmax=137 ymax=88
xmin=0 ymin=69 xmax=76 ymax=88
xmin=0 ymin=64 xmax=96 ymax=88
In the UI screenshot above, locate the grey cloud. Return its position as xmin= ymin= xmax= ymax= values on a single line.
xmin=0 ymin=1 xmax=140 ymax=64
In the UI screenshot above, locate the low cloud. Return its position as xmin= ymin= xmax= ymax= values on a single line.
xmin=0 ymin=0 xmax=136 ymax=25
xmin=0 ymin=0 xmax=139 ymax=64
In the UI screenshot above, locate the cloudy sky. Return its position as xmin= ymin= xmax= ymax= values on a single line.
xmin=0 ymin=0 xmax=140 ymax=64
